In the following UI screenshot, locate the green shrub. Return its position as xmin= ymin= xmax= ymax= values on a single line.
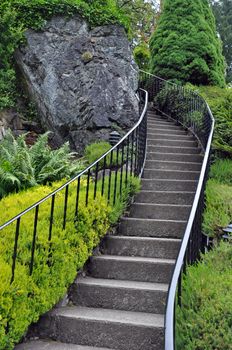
xmin=176 ymin=242 xmax=232 ymax=350
xmin=133 ymin=43 xmax=151 ymax=70
xmin=196 ymin=85 xmax=232 ymax=157
xmin=203 ymin=179 xmax=232 ymax=238
xmin=154 ymin=85 xmax=204 ymax=130
xmin=84 ymin=141 xmax=123 ymax=168
xmin=0 ymin=130 xmax=84 ymax=198
xmin=210 ymin=159 xmax=232 ymax=186
xmin=0 ymin=172 xmax=140 ymax=349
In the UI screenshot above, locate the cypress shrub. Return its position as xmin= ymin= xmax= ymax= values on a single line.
xmin=150 ymin=0 xmax=226 ymax=87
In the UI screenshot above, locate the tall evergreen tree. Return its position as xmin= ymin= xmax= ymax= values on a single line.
xmin=150 ymin=0 xmax=226 ymax=87
xmin=210 ymin=0 xmax=232 ymax=83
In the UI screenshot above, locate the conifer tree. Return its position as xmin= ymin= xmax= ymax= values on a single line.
xmin=150 ymin=0 xmax=226 ymax=87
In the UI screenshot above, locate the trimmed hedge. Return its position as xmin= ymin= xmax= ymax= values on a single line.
xmin=176 ymin=242 xmax=232 ymax=350
xmin=0 ymin=174 xmax=140 ymax=349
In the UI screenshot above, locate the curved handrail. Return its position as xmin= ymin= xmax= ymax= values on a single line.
xmin=165 ymin=102 xmax=214 ymax=350
xmin=0 ymin=89 xmax=148 ymax=231
xmin=0 ymin=88 xmax=148 ymax=285
xmin=139 ymin=70 xmax=215 ymax=350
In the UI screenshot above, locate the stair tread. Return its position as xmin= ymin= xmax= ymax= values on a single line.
xmin=50 ymin=306 xmax=164 ymax=328
xmin=15 ymin=340 xmax=112 ymax=350
xmin=108 ymin=235 xmax=181 ymax=243
xmin=132 ymin=202 xmax=191 ymax=208
xmin=92 ymin=255 xmax=175 ymax=264
xmin=77 ymin=277 xmax=169 ymax=291
xmin=122 ymin=217 xmax=187 ymax=223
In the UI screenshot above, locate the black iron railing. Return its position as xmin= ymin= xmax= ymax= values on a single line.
xmin=139 ymin=70 xmax=214 ymax=350
xmin=0 ymin=89 xmax=148 ymax=285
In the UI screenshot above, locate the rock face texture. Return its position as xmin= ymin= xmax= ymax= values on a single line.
xmin=15 ymin=16 xmax=139 ymax=152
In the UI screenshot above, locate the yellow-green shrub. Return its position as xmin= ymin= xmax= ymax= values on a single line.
xmin=0 ymin=174 xmax=140 ymax=349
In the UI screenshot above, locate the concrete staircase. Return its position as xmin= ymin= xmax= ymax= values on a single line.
xmin=15 ymin=111 xmax=202 ymax=350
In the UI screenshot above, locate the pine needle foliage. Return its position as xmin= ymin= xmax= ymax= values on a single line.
xmin=150 ymin=0 xmax=226 ymax=87
xmin=0 ymin=130 xmax=84 ymax=198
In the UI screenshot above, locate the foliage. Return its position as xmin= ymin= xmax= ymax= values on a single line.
xmin=176 ymin=242 xmax=232 ymax=350
xmin=203 ymin=178 xmax=232 ymax=238
xmin=0 ymin=130 xmax=84 ymax=198
xmin=0 ymin=172 xmax=140 ymax=349
xmin=134 ymin=43 xmax=151 ymax=70
xmin=196 ymin=85 xmax=232 ymax=157
xmin=154 ymin=85 xmax=204 ymax=130
xmin=209 ymin=158 xmax=232 ymax=185
xmin=84 ymin=141 xmax=123 ymax=168
xmin=210 ymin=0 xmax=232 ymax=83
xmin=150 ymin=0 xmax=226 ymax=87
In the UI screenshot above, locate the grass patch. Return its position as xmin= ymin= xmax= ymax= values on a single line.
xmin=176 ymin=242 xmax=232 ymax=350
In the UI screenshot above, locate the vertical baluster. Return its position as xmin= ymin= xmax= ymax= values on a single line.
xmin=113 ymin=146 xmax=119 ymax=205
xmin=177 ymin=271 xmax=182 ymax=307
xmin=134 ymin=128 xmax=139 ymax=176
xmin=75 ymin=177 xmax=81 ymax=217
xmin=130 ymin=131 xmax=134 ymax=177
xmin=48 ymin=195 xmax=55 ymax=241
xmin=11 ymin=218 xmax=21 ymax=284
xmin=107 ymin=151 xmax=113 ymax=204
xmin=101 ymin=157 xmax=107 ymax=196
xmin=120 ymin=142 xmax=124 ymax=197
xmin=63 ymin=185 xmax=69 ymax=230
xmin=94 ymin=162 xmax=99 ymax=200
xmin=125 ymin=136 xmax=130 ymax=187
xmin=86 ymin=169 xmax=91 ymax=206
xmin=30 ymin=205 xmax=39 ymax=275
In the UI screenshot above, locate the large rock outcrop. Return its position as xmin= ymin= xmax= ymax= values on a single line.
xmin=15 ymin=16 xmax=139 ymax=152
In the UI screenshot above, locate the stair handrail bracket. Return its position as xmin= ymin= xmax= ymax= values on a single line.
xmin=139 ymin=70 xmax=215 ymax=350
xmin=0 ymin=88 xmax=148 ymax=285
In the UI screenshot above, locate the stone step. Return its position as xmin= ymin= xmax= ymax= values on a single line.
xmin=143 ymin=169 xmax=200 ymax=180
xmin=70 ymin=277 xmax=168 ymax=314
xmin=147 ymin=145 xmax=200 ymax=154
xmin=146 ymin=152 xmax=203 ymax=162
xmin=102 ymin=235 xmax=181 ymax=259
xmin=147 ymin=138 xmax=198 ymax=147
xmin=147 ymin=122 xmax=180 ymax=130
xmin=119 ymin=217 xmax=186 ymax=238
xmin=141 ymin=179 xmax=198 ymax=191
xmin=147 ymin=132 xmax=194 ymax=140
xmin=130 ymin=203 xmax=191 ymax=220
xmin=88 ymin=255 xmax=175 ymax=283
xmin=135 ymin=191 xmax=195 ymax=205
xmin=35 ymin=306 xmax=164 ymax=350
xmin=15 ymin=340 xmax=111 ymax=350
xmin=148 ymin=127 xmax=187 ymax=135
xmin=145 ymin=160 xmax=202 ymax=171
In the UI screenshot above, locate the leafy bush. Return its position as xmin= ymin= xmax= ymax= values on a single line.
xmin=196 ymin=85 xmax=232 ymax=158
xmin=133 ymin=43 xmax=151 ymax=70
xmin=209 ymin=159 xmax=232 ymax=186
xmin=154 ymin=85 xmax=204 ymax=130
xmin=203 ymin=179 xmax=232 ymax=238
xmin=176 ymin=242 xmax=232 ymax=350
xmin=84 ymin=141 xmax=123 ymax=168
xmin=0 ymin=173 xmax=140 ymax=349
xmin=0 ymin=130 xmax=84 ymax=198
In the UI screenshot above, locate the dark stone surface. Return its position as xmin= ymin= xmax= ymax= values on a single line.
xmin=15 ymin=16 xmax=139 ymax=152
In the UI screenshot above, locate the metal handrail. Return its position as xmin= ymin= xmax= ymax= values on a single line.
xmin=0 ymin=88 xmax=148 ymax=284
xmin=139 ymin=70 xmax=215 ymax=350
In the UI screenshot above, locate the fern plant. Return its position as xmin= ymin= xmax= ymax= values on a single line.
xmin=0 ymin=130 xmax=84 ymax=198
